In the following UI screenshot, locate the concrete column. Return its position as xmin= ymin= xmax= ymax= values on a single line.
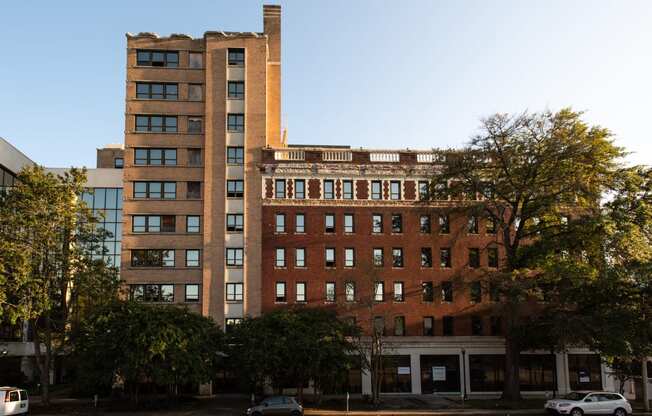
xmin=460 ymin=350 xmax=470 ymax=397
xmin=557 ymin=352 xmax=571 ymax=395
xmin=410 ymin=353 xmax=421 ymax=394
xmin=642 ymin=357 xmax=650 ymax=412
xmin=361 ymin=367 xmax=372 ymax=396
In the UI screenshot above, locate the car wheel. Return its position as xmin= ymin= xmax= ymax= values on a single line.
xmin=570 ymin=408 xmax=583 ymax=416
xmin=252 ymin=412 xmax=262 ymax=416
xmin=614 ymin=408 xmax=627 ymax=416
xmin=290 ymin=411 xmax=302 ymax=416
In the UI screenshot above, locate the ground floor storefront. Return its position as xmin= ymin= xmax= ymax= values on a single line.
xmin=352 ymin=337 xmax=629 ymax=397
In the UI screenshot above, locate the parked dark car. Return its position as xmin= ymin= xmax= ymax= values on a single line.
xmin=244 ymin=396 xmax=303 ymax=416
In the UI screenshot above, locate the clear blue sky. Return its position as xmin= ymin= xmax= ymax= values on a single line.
xmin=1 ymin=0 xmax=651 ymax=167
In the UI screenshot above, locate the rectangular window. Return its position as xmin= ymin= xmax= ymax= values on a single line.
xmin=226 ymin=214 xmax=244 ymax=232
xmin=275 ymin=248 xmax=286 ymax=267
xmin=392 ymin=248 xmax=403 ymax=267
xmin=371 ymin=180 xmax=382 ymax=200
xmin=345 ymin=281 xmax=355 ymax=302
xmin=374 ymin=281 xmax=384 ymax=302
xmin=188 ymin=148 xmax=202 ymax=166
xmin=295 ymin=248 xmax=306 ymax=267
xmin=187 ymin=181 xmax=201 ymax=199
xmin=342 ymin=180 xmax=353 ymax=199
xmin=423 ymin=316 xmax=434 ymax=336
xmin=372 ymin=214 xmax=383 ymax=233
xmin=486 ymin=216 xmax=497 ymax=234
xmin=226 ymin=283 xmax=244 ymax=302
xmin=390 ymin=181 xmax=401 ymax=200
xmin=135 ymin=115 xmax=177 ymax=133
xmin=490 ymin=282 xmax=500 ymax=302
xmin=391 ymin=214 xmax=402 ymax=233
xmin=468 ymin=215 xmax=479 ymax=234
xmin=325 ymin=248 xmax=336 ymax=268
xmin=188 ymin=84 xmax=203 ymax=101
xmin=421 ymin=247 xmax=432 ymax=267
xmin=422 ymin=282 xmax=434 ymax=302
xmin=187 ymin=117 xmax=202 ymax=133
xmin=114 ymin=157 xmax=124 ymax=168
xmin=275 ymin=179 xmax=286 ymax=198
xmin=420 ymin=215 xmax=431 ymax=233
xmin=228 ymin=48 xmax=245 ymax=65
xmin=133 ymin=182 xmax=176 ymax=199
xmin=471 ymin=316 xmax=483 ymax=336
xmin=132 ymin=215 xmax=175 ymax=233
xmin=225 ymin=318 xmax=243 ymax=332
xmin=344 ymin=248 xmax=355 ymax=267
xmin=227 ymin=114 xmax=245 ymax=132
xmin=325 ymin=282 xmax=336 ymax=302
xmin=323 ymin=179 xmax=334 ymax=199
xmin=274 ymin=213 xmax=286 ymax=233
xmin=186 ymin=216 xmax=200 ymax=233
xmin=227 ymin=81 xmax=245 ymax=99
xmin=226 ymin=180 xmax=244 ymax=198
xmin=373 ymin=316 xmax=385 ymax=336
xmin=443 ymin=316 xmax=454 ymax=336
xmin=394 ymin=316 xmax=406 ymax=336
xmin=344 ymin=214 xmax=354 ymax=233
xmin=469 ymin=248 xmax=480 ymax=268
xmin=294 ymin=179 xmax=305 ymax=199
xmin=186 ymin=249 xmax=200 ymax=267
xmin=131 ymin=249 xmax=175 ymax=267
xmin=136 ymin=82 xmax=178 ymax=100
xmin=440 ymin=248 xmax=452 ymax=268
xmin=490 ymin=316 xmax=502 ymax=335
xmin=131 ymin=283 xmax=174 ymax=302
xmin=275 ymin=282 xmax=286 ymax=302
xmin=227 ymin=146 xmax=244 ymax=164
xmin=488 ymin=247 xmax=499 ymax=268
xmin=418 ymin=181 xmax=430 ymax=200
xmin=226 ymin=248 xmax=244 ymax=267
xmin=185 ymin=284 xmax=199 ymax=302
xmin=394 ymin=282 xmax=404 ymax=302
xmin=295 ymin=213 xmax=305 ymax=233
xmin=470 ymin=281 xmax=482 ymax=303
xmin=188 ymin=52 xmax=203 ymax=68
xmin=296 ymin=282 xmax=306 ymax=302
xmin=324 ymin=214 xmax=335 ymax=233
xmin=442 ymin=281 xmax=453 ymax=302
xmin=439 ymin=214 xmax=450 ymax=234
xmin=136 ymin=50 xmax=178 ymax=67
xmin=373 ymin=248 xmax=383 ymax=266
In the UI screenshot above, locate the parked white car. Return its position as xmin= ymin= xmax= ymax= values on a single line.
xmin=545 ymin=391 xmax=631 ymax=416
xmin=0 ymin=387 xmax=29 ymax=416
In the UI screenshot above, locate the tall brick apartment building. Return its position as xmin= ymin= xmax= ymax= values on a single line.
xmin=2 ymin=4 xmax=634 ymax=399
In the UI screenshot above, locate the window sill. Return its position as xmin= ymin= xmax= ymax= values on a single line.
xmin=227 ymin=97 xmax=245 ymax=101
xmin=225 ymin=300 xmax=243 ymax=304
xmin=325 ymin=266 xmax=336 ymax=270
xmin=226 ymin=230 xmax=244 ymax=234
xmin=274 ymin=266 xmax=287 ymax=270
xmin=274 ymin=301 xmax=288 ymax=305
xmin=420 ymin=266 xmax=433 ymax=269
xmin=226 ymin=266 xmax=244 ymax=269
xmin=294 ymin=266 xmax=307 ymax=270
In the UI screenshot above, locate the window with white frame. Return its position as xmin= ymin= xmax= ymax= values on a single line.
xmin=344 ymin=248 xmax=355 ymax=267
xmin=295 ymin=248 xmax=306 ymax=267
xmin=344 ymin=214 xmax=354 ymax=233
xmin=275 ymin=248 xmax=286 ymax=267
xmin=345 ymin=281 xmax=355 ymax=302
xmin=295 ymin=213 xmax=305 ymax=233
xmin=275 ymin=282 xmax=286 ymax=302
xmin=275 ymin=213 xmax=285 ymax=233
xmin=226 ymin=283 xmax=243 ymax=302
xmin=296 ymin=282 xmax=306 ymax=302
xmin=374 ymin=281 xmax=384 ymax=302
xmin=325 ymin=282 xmax=336 ymax=302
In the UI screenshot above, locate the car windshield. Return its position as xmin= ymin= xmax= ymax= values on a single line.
xmin=564 ymin=392 xmax=589 ymax=401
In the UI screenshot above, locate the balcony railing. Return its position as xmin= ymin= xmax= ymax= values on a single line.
xmin=369 ymin=152 xmax=400 ymax=162
xmin=323 ymin=150 xmax=352 ymax=162
xmin=274 ymin=150 xmax=305 ymax=161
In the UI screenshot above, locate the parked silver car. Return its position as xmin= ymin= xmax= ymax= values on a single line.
xmin=244 ymin=396 xmax=303 ymax=416
xmin=545 ymin=391 xmax=632 ymax=416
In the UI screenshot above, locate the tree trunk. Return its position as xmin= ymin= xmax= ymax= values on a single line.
xmin=502 ymin=335 xmax=521 ymax=402
xmin=31 ymin=321 xmax=51 ymax=406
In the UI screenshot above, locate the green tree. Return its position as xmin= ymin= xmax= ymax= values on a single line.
xmin=226 ymin=308 xmax=358 ymax=402
xmin=0 ymin=166 xmax=119 ymax=404
xmin=431 ymin=109 xmax=623 ymax=400
xmin=75 ymin=300 xmax=224 ymax=404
